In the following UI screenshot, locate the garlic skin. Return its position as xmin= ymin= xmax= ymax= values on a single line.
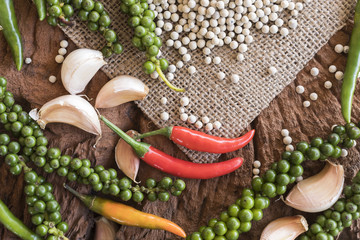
xmin=61 ymin=48 xmax=107 ymax=95
xmin=30 ymin=95 xmax=102 ymax=135
xmin=95 ymin=217 xmax=117 ymax=240
xmin=95 ymin=75 xmax=149 ymax=108
xmin=115 ymin=130 xmax=140 ymax=183
xmin=284 ymin=161 xmax=344 ymax=213
xmin=260 ymin=215 xmax=308 ymax=240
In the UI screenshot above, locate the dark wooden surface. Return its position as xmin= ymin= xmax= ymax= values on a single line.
xmin=1 ymin=0 xmax=360 ymax=239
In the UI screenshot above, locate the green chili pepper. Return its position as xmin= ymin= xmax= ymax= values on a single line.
xmin=0 ymin=199 xmax=42 ymax=240
xmin=0 ymin=0 xmax=23 ymax=71
xmin=341 ymin=0 xmax=360 ymax=123
xmin=34 ymin=0 xmax=46 ymax=21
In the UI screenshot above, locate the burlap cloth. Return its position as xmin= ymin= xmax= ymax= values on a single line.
xmin=60 ymin=0 xmax=355 ymax=163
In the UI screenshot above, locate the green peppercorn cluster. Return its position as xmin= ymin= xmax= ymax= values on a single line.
xmin=0 ymin=137 xmax=69 ymax=238
xmin=187 ymin=123 xmax=360 ymax=240
xmin=23 ymin=170 xmax=69 ymax=239
xmin=46 ymin=0 xmax=123 ymax=56
xmin=0 ymin=76 xmax=185 ymax=205
xmin=298 ymin=170 xmax=360 ymax=240
xmin=119 ymin=0 xmax=170 ymax=75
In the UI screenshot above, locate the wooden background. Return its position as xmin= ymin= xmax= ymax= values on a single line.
xmin=1 ymin=0 xmax=360 ymax=239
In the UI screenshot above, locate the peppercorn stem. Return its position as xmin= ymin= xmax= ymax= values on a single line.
xmin=58 ymin=17 xmax=73 ymax=26
xmin=155 ymin=66 xmax=185 ymax=92
xmin=134 ymin=127 xmax=173 ymax=139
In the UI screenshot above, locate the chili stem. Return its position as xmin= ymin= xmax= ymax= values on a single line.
xmin=100 ymin=115 xmax=150 ymax=157
xmin=134 ymin=127 xmax=172 ymax=139
xmin=155 ymin=66 xmax=186 ymax=92
xmin=63 ymin=184 xmax=85 ymax=201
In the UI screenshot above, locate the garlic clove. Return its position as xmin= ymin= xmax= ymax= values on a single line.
xmin=115 ymin=130 xmax=140 ymax=183
xmin=284 ymin=160 xmax=344 ymax=213
xmin=95 ymin=75 xmax=149 ymax=109
xmin=30 ymin=95 xmax=102 ymax=135
xmin=95 ymin=217 xmax=117 ymax=240
xmin=260 ymin=215 xmax=308 ymax=240
xmin=61 ymin=48 xmax=107 ymax=95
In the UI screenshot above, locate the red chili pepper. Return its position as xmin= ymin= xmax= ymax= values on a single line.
xmin=135 ymin=126 xmax=255 ymax=154
xmin=101 ymin=116 xmax=244 ymax=179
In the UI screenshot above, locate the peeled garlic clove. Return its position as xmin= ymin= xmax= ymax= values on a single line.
xmin=260 ymin=215 xmax=308 ymax=240
xmin=30 ymin=95 xmax=101 ymax=135
xmin=95 ymin=75 xmax=149 ymax=109
xmin=61 ymin=48 xmax=107 ymax=95
xmin=95 ymin=217 xmax=117 ymax=240
xmin=115 ymin=130 xmax=140 ymax=182
xmin=284 ymin=160 xmax=344 ymax=213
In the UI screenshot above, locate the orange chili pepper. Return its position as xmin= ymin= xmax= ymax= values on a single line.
xmin=64 ymin=184 xmax=186 ymax=238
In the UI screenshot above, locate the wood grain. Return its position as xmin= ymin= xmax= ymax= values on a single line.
xmin=0 ymin=0 xmax=360 ymax=239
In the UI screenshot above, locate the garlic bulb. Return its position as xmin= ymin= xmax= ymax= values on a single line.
xmin=30 ymin=95 xmax=101 ymax=135
xmin=284 ymin=161 xmax=344 ymax=213
xmin=115 ymin=130 xmax=140 ymax=182
xmin=260 ymin=215 xmax=308 ymax=240
xmin=95 ymin=75 xmax=149 ymax=109
xmin=61 ymin=48 xmax=107 ymax=95
xmin=95 ymin=217 xmax=117 ymax=240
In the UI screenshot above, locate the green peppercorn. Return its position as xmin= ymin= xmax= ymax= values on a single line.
xmin=320 ymin=143 xmax=334 ymax=157
xmin=296 ymin=141 xmax=309 ymax=153
xmin=334 ymin=199 xmax=345 ymax=212
xmin=158 ymin=191 xmax=170 ymax=202
xmin=343 ymin=138 xmax=355 ymax=148
xmin=213 ymin=221 xmax=227 ymax=236
xmin=109 ymin=184 xmax=120 ymax=196
xmin=261 ymin=182 xmax=276 ymax=198
xmin=310 ymin=223 xmax=323 ymax=234
xmin=306 ymin=147 xmax=321 ymax=160
xmin=251 ymin=177 xmax=263 ymax=192
xmin=25 ymin=171 xmax=38 ymax=184
xmin=159 ymin=58 xmax=169 ymax=71
xmin=118 ymin=177 xmax=131 ymax=190
xmin=67 ymin=171 xmax=78 ymax=182
xmin=238 ymin=209 xmax=253 ymax=222
xmin=289 ymin=165 xmax=303 ymax=177
xmin=112 ymin=42 xmax=123 ymax=54
xmin=254 ymin=197 xmax=267 ymax=209
xmin=200 ymin=227 xmax=215 ymax=240
xmin=311 ymin=137 xmax=323 ymax=148
xmin=57 ymin=167 xmax=68 ymax=177
xmin=10 ymin=164 xmax=22 ymax=175
xmin=251 ymin=209 xmax=263 ymax=221
xmin=174 ymin=179 xmax=186 ymax=191
xmin=333 ymin=125 xmax=346 ymax=135
xmin=290 ymin=151 xmax=305 ymax=165
xmin=227 ymin=204 xmax=240 ymax=217
xmin=143 ymin=61 xmax=155 ymax=74
xmin=331 ymin=146 xmax=342 ymax=158
xmin=99 ymin=14 xmax=111 ymax=27
xmin=70 ymin=158 xmax=82 ymax=170
xmin=345 ymin=202 xmax=358 ymax=213
xmin=31 ymin=214 xmax=44 ymax=225
xmin=330 ymin=211 xmax=341 ymax=221
xmin=264 ymin=170 xmax=276 ymax=183
xmin=144 ymin=192 xmax=156 ymax=202
xmin=226 ymin=217 xmax=240 ymax=230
